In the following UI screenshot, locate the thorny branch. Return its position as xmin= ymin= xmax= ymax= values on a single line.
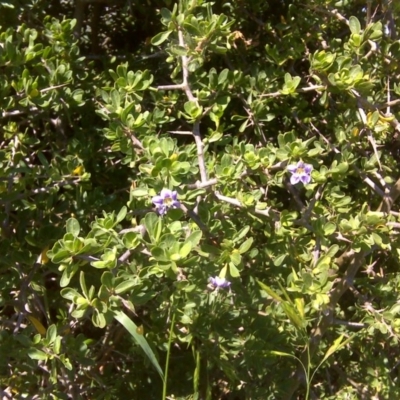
xmin=157 ymin=29 xmax=208 ymax=184
xmin=214 ymin=191 xmax=280 ymax=221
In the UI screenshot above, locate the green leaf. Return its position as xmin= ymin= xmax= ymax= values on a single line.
xmin=257 ymin=281 xmax=284 ymax=302
xmin=184 ymin=100 xmax=202 ymax=119
xmin=113 ymin=310 xmax=164 ymax=380
xmin=60 ymin=287 xmax=80 ymax=301
xmin=170 ymin=45 xmax=187 ymax=56
xmin=371 ymin=232 xmax=383 ymax=246
xmin=92 ymin=310 xmax=106 ymax=328
xmin=79 ymin=271 xmax=88 ymax=299
xmin=273 ymin=254 xmax=286 ymax=266
xmin=101 ymin=271 xmax=114 ymax=289
xmin=238 ymin=237 xmax=253 ymax=254
xmin=131 ymin=188 xmax=148 ymax=197
xmin=185 ymin=230 xmax=202 ymax=247
xmin=218 ymin=68 xmax=230 ymax=85
xmin=281 ymin=302 xmax=305 ymax=330
xmin=160 ymin=8 xmax=172 ymax=22
xmin=115 ymin=280 xmax=138 ymax=294
xmin=46 ymin=324 xmax=57 ymax=344
xmin=229 ymin=262 xmax=240 ymax=277
xmin=234 ymin=226 xmax=250 ymax=242
xmin=60 ymin=264 xmax=79 ymax=287
xmin=154 ymin=218 xmax=163 ymax=242
xmin=323 ymin=222 xmax=336 ymax=235
xmin=151 ymin=30 xmax=172 ymax=45
xmin=349 ymin=16 xmax=361 ymax=35
xmin=51 ymin=249 xmax=72 ymax=264
xmin=319 ymin=334 xmax=354 ymax=365
xmin=230 ymin=251 xmax=241 ymax=266
xmin=91 ymin=248 xmax=117 ymax=269
xmin=151 ymin=247 xmax=169 ymax=262
xmin=179 ymin=242 xmax=192 ymax=258
xmin=28 ymin=348 xmax=48 ymax=361
xmin=110 ymin=89 xmax=120 ymax=108
xmin=268 ymin=350 xmax=296 ymax=358
xmin=53 ymin=336 xmax=61 ymax=355
xmin=326 ymin=244 xmax=340 ymax=258
xmin=116 ymin=206 xmax=127 ymax=224
xmin=66 ymin=218 xmax=80 ymax=238
xmin=170 ymin=253 xmax=181 ymax=261
xmin=123 ymin=231 xmax=140 ymax=249
xmin=144 ymin=212 xmax=159 ymax=239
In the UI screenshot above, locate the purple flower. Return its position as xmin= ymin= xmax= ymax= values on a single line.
xmin=152 ymin=188 xmax=180 ymax=215
xmin=287 ymin=161 xmax=313 ymax=185
xmin=209 ymin=276 xmax=231 ymax=289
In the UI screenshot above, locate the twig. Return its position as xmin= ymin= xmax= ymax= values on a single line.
xmin=352 ymin=165 xmax=385 ymax=198
xmin=129 ymin=133 xmax=144 ymax=150
xmin=329 ymin=8 xmax=349 ymax=25
xmin=118 ymin=250 xmax=133 ymax=264
xmin=40 ymin=82 xmax=71 ymax=94
xmin=387 ymin=222 xmax=400 ymax=229
xmin=119 ymin=225 xmax=146 ymax=235
xmin=1 ymin=107 xmax=40 ymax=118
xmin=378 ymin=177 xmax=400 ymax=212
xmin=75 ymin=255 xmax=100 ymax=263
xmin=186 ymin=178 xmax=218 ymax=190
xmin=214 ymin=191 xmax=279 ymax=220
xmin=157 ymin=83 xmax=186 ymax=90
xmin=260 ymin=84 xmax=326 ymax=98
xmin=332 ymin=319 xmax=366 ymax=329
xmin=269 ymin=160 xmax=289 ymax=171
xmin=372 ymin=170 xmax=390 ymax=194
xmin=180 ymin=203 xmax=210 ymax=233
xmin=157 ymin=29 xmax=208 ymax=183
xmin=168 ymin=130 xmax=193 ymax=135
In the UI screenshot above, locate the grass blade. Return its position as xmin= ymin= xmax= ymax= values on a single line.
xmin=113 ymin=310 xmax=164 ymax=380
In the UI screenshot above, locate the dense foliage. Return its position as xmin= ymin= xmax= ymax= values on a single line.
xmin=2 ymin=0 xmax=400 ymax=398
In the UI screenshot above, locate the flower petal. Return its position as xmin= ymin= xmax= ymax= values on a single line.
xmin=300 ymin=174 xmax=311 ymax=184
xmin=160 ymin=188 xmax=173 ymax=199
xmin=152 ymin=195 xmax=163 ymax=205
xmin=209 ymin=276 xmax=231 ymax=288
xmin=304 ymin=164 xmax=313 ymax=173
xmin=171 ymin=200 xmax=181 ymax=208
xmin=287 ymin=164 xmax=298 ymax=172
xmin=155 ymin=204 xmax=167 ymax=215
xmin=290 ymin=174 xmax=301 ymax=185
xmin=296 ymin=161 xmax=305 ymax=168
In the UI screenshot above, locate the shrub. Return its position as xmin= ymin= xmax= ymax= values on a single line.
xmin=2 ymin=1 xmax=400 ymax=399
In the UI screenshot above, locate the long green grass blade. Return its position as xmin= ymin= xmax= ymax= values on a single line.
xmin=113 ymin=310 xmax=164 ymax=380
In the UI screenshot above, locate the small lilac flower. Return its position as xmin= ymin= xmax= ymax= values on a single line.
xmin=152 ymin=188 xmax=180 ymax=215
xmin=209 ymin=276 xmax=231 ymax=289
xmin=287 ymin=161 xmax=313 ymax=185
